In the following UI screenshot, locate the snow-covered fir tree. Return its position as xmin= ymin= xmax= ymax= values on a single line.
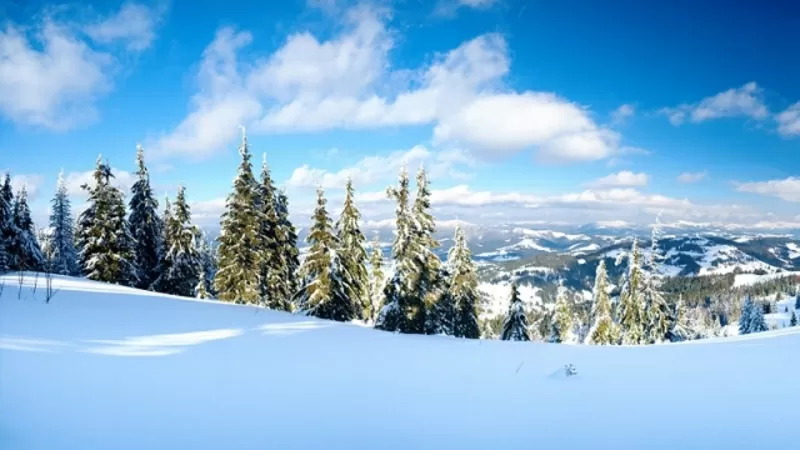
xmin=587 ymin=260 xmax=618 ymax=345
xmin=449 ymin=226 xmax=480 ymax=339
xmin=642 ymin=217 xmax=670 ymax=343
xmin=791 ymin=311 xmax=797 ymax=327
xmin=552 ymin=288 xmax=574 ymax=344
xmin=215 ymin=127 xmax=262 ymax=304
xmin=76 ymin=157 xmax=137 ymax=285
xmin=668 ymin=295 xmax=692 ymax=342
xmin=128 ymin=145 xmax=163 ymax=289
xmin=295 ymin=187 xmax=356 ymax=322
xmin=276 ymin=189 xmax=300 ymax=309
xmin=335 ymin=178 xmax=370 ymax=320
xmin=9 ymin=187 xmax=45 ymax=272
xmin=255 ymin=154 xmax=286 ymax=309
xmin=197 ymin=235 xmax=217 ymax=297
xmin=501 ymin=282 xmax=530 ymax=341
xmin=367 ymin=233 xmax=385 ymax=323
xmin=0 ymin=173 xmax=16 ymax=272
xmin=195 ymin=264 xmax=213 ymax=299
xmin=47 ymin=171 xmax=79 ymax=275
xmin=618 ymin=238 xmax=647 ymax=345
xmin=410 ymin=167 xmax=443 ymax=334
xmin=152 ymin=186 xmax=200 ymax=297
xmin=739 ymin=297 xmax=768 ymax=335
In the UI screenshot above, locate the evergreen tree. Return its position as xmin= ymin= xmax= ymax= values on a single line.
xmin=618 ymin=238 xmax=647 ymax=344
xmin=128 ymin=145 xmax=163 ymax=289
xmin=0 ymin=173 xmax=15 ymax=273
xmin=276 ymin=189 xmax=300 ymax=309
xmin=197 ymin=235 xmax=217 ymax=296
xmin=255 ymin=154 xmax=284 ymax=309
xmin=195 ymin=264 xmax=213 ymax=299
xmin=215 ymin=127 xmax=262 ymax=304
xmin=791 ymin=311 xmax=797 ymax=327
xmin=552 ymin=288 xmax=573 ymax=344
xmin=76 ymin=157 xmax=137 ymax=285
xmin=48 ymin=171 xmax=79 ymax=275
xmin=643 ymin=218 xmax=670 ymax=343
xmin=9 ymin=187 xmax=45 ymax=271
xmin=410 ymin=167 xmax=442 ymax=334
xmin=152 ymin=186 xmax=200 ymax=296
xmin=795 ymin=296 xmax=800 ymax=311
xmin=587 ymin=260 xmax=618 ymax=345
xmin=668 ymin=295 xmax=692 ymax=342
xmin=449 ymin=226 xmax=480 ymax=339
xmin=295 ymin=187 xmax=356 ymax=322
xmin=739 ymin=297 xmax=768 ymax=335
xmin=367 ymin=233 xmax=385 ymax=323
xmin=501 ymin=282 xmax=530 ymax=341
xmin=336 ymin=178 xmax=370 ymax=320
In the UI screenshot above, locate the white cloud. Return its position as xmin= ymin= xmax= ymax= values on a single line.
xmin=155 ymin=7 xmax=629 ymax=164
xmin=287 ymin=145 xmax=474 ymax=189
xmin=587 ymin=171 xmax=649 ymax=188
xmin=736 ymin=177 xmax=800 ymax=202
xmin=611 ymin=104 xmax=635 ymax=125
xmin=85 ymin=2 xmax=164 ymax=51
xmin=65 ymin=166 xmax=136 ymax=198
xmin=8 ymin=174 xmax=44 ymax=200
xmin=677 ymin=171 xmax=707 ymax=183
xmin=0 ymin=3 xmax=160 ymax=130
xmin=661 ymin=82 xmax=768 ymax=126
xmin=777 ymin=102 xmax=800 ymax=137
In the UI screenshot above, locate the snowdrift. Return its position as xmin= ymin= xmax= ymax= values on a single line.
xmin=1 ymin=274 xmax=798 ymax=450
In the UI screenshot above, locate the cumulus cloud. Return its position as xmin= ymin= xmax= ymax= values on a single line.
xmin=65 ymin=166 xmax=136 ymax=198
xmin=677 ymin=171 xmax=707 ymax=183
xmin=610 ymin=104 xmax=635 ymax=125
xmin=587 ymin=171 xmax=649 ymax=188
xmin=85 ymin=2 xmax=165 ymax=51
xmin=0 ymin=3 xmax=161 ymax=130
xmin=660 ymin=82 xmax=769 ymax=126
xmin=736 ymin=177 xmax=800 ymax=202
xmin=777 ymin=102 xmax=800 ymax=137
xmin=8 ymin=174 xmax=44 ymax=200
xmin=154 ymin=6 xmax=629 ymax=164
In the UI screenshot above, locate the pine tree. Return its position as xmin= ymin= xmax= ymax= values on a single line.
xmin=409 ymin=167 xmax=442 ymax=334
xmin=129 ymin=145 xmax=163 ymax=289
xmin=739 ymin=297 xmax=768 ymax=334
xmin=276 ymin=189 xmax=300 ymax=309
xmin=197 ymin=235 xmax=217 ymax=296
xmin=449 ymin=226 xmax=480 ymax=339
xmin=0 ymin=173 xmax=15 ymax=273
xmin=618 ymin=238 xmax=647 ymax=344
xmin=47 ymin=171 xmax=79 ymax=275
xmin=367 ymin=233 xmax=385 ymax=323
xmin=668 ymin=295 xmax=692 ymax=342
xmin=255 ymin=153 xmax=285 ymax=309
xmin=643 ymin=217 xmax=670 ymax=343
xmin=152 ymin=186 xmax=200 ymax=297
xmin=215 ymin=127 xmax=262 ymax=304
xmin=587 ymin=260 xmax=618 ymax=345
xmin=195 ymin=264 xmax=213 ymax=299
xmin=501 ymin=282 xmax=530 ymax=341
xmin=791 ymin=311 xmax=797 ymax=327
xmin=552 ymin=288 xmax=573 ymax=344
xmin=336 ymin=178 xmax=370 ymax=320
xmin=8 ymin=187 xmax=45 ymax=272
xmin=76 ymin=157 xmax=137 ymax=285
xmin=295 ymin=187 xmax=356 ymax=322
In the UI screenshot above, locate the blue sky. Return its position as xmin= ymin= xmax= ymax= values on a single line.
xmin=2 ymin=0 xmax=800 ymax=228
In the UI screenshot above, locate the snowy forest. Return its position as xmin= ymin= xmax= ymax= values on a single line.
xmin=0 ymin=128 xmax=792 ymax=345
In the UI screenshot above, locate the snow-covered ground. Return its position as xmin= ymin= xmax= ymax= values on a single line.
xmin=2 ymin=274 xmax=799 ymax=450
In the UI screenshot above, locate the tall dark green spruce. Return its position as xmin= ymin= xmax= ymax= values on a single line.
xmin=0 ymin=173 xmax=17 ymax=272
xmin=214 ymin=128 xmax=262 ymax=304
xmin=256 ymin=154 xmax=286 ymax=309
xmin=367 ymin=233 xmax=385 ymax=323
xmin=48 ymin=171 xmax=79 ymax=275
xmin=152 ymin=186 xmax=200 ymax=297
xmin=9 ymin=187 xmax=44 ymax=271
xmin=76 ymin=157 xmax=137 ymax=285
xmin=448 ymin=226 xmax=480 ymax=339
xmin=618 ymin=238 xmax=646 ymax=344
xmin=128 ymin=145 xmax=163 ymax=289
xmin=409 ymin=167 xmax=442 ymax=334
xmin=501 ymin=282 xmax=530 ymax=341
xmin=295 ymin=187 xmax=356 ymax=322
xmin=276 ymin=189 xmax=300 ymax=308
xmin=336 ymin=178 xmax=370 ymax=320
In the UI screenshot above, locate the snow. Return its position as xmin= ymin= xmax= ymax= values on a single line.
xmin=500 ymin=238 xmax=553 ymax=253
xmin=787 ymin=242 xmax=800 ymax=259
xmin=733 ymin=272 xmax=796 ymax=287
xmin=478 ymin=281 xmax=541 ymax=318
xmin=568 ymin=243 xmax=600 ymax=254
xmin=2 ymin=273 xmax=800 ymax=449
xmin=513 ymin=228 xmax=589 ymax=242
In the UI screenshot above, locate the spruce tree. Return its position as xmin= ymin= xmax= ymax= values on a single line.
xmin=668 ymin=296 xmax=692 ymax=342
xmin=501 ymin=282 xmax=530 ymax=341
xmin=410 ymin=167 xmax=442 ymax=334
xmin=129 ymin=145 xmax=163 ymax=289
xmin=0 ymin=173 xmax=15 ymax=273
xmin=255 ymin=154 xmax=284 ymax=309
xmin=295 ymin=187 xmax=356 ymax=321
xmin=48 ymin=171 xmax=79 ymax=275
xmin=587 ymin=260 xmax=618 ymax=345
xmin=76 ymin=157 xmax=137 ymax=285
xmin=276 ymin=189 xmax=300 ymax=308
xmin=9 ymin=187 xmax=45 ymax=272
xmin=739 ymin=297 xmax=768 ymax=334
xmin=367 ymin=233 xmax=385 ymax=323
xmin=618 ymin=238 xmax=647 ymax=344
xmin=152 ymin=186 xmax=200 ymax=296
xmin=336 ymin=178 xmax=370 ymax=320
xmin=197 ymin=235 xmax=217 ymax=296
xmin=195 ymin=264 xmax=213 ymax=299
xmin=643 ymin=218 xmax=669 ymax=343
xmin=791 ymin=311 xmax=797 ymax=327
xmin=552 ymin=288 xmax=573 ymax=344
xmin=449 ymin=226 xmax=480 ymax=339
xmin=215 ymin=128 xmax=262 ymax=304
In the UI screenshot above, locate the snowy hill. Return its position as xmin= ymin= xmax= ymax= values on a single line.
xmin=2 ymin=274 xmax=800 ymax=449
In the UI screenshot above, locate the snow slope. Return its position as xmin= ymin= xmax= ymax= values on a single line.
xmin=2 ymin=274 xmax=799 ymax=450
